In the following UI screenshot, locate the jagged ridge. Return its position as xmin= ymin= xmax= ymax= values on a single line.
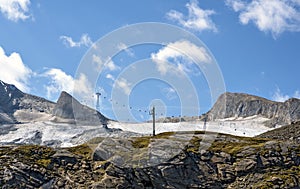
xmin=0 ymin=80 xmax=108 ymax=126
xmin=206 ymin=92 xmax=300 ymax=127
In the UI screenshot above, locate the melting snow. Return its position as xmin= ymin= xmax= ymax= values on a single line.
xmin=0 ymin=116 xmax=276 ymax=147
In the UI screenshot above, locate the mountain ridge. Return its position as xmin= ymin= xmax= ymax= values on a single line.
xmin=1 ymin=80 xmax=300 ymax=128
xmin=0 ymin=80 xmax=108 ymax=126
xmin=205 ymin=92 xmax=300 ymax=127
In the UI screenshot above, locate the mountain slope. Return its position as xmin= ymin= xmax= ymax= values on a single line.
xmin=0 ymin=80 xmax=55 ymax=123
xmin=0 ymin=80 xmax=108 ymax=126
xmin=205 ymin=92 xmax=300 ymax=127
xmin=258 ymin=121 xmax=300 ymax=143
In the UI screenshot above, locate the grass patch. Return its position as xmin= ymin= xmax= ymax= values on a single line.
xmin=36 ymin=159 xmax=52 ymax=168
xmin=8 ymin=145 xmax=55 ymax=168
xmin=186 ymin=136 xmax=201 ymax=153
xmin=253 ymin=166 xmax=300 ymax=188
xmin=67 ymin=144 xmax=93 ymax=159
xmin=208 ymin=136 xmax=269 ymax=156
xmin=131 ymin=132 xmax=175 ymax=149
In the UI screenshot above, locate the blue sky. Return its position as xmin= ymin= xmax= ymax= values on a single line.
xmin=0 ymin=0 xmax=300 ymax=121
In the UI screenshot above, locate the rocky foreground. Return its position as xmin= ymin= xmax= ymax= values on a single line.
xmin=0 ymin=131 xmax=299 ymax=188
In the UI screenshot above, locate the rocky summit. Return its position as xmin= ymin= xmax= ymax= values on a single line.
xmin=205 ymin=92 xmax=300 ymax=127
xmin=0 ymin=80 xmax=55 ymax=124
xmin=52 ymin=91 xmax=107 ymax=125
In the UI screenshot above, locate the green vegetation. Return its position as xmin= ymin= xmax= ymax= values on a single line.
xmin=130 ymin=132 xmax=175 ymax=148
xmin=6 ymin=145 xmax=56 ymax=168
xmin=67 ymin=144 xmax=93 ymax=159
xmin=186 ymin=136 xmax=202 ymax=153
xmin=252 ymin=166 xmax=300 ymax=188
xmin=208 ymin=134 xmax=269 ymax=156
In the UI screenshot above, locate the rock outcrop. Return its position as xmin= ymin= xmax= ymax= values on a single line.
xmin=259 ymin=121 xmax=300 ymax=144
xmin=0 ymin=132 xmax=299 ymax=188
xmin=205 ymin=92 xmax=300 ymax=127
xmin=52 ymin=91 xmax=108 ymax=125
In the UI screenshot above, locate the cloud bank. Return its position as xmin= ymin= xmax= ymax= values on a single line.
xmin=151 ymin=40 xmax=211 ymax=75
xmin=226 ymin=0 xmax=300 ymax=37
xmin=0 ymin=0 xmax=31 ymax=22
xmin=0 ymin=46 xmax=32 ymax=92
xmin=43 ymin=68 xmax=94 ymax=102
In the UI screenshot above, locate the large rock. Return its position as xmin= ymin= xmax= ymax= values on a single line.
xmin=205 ymin=92 xmax=300 ymax=127
xmin=52 ymin=91 xmax=108 ymax=126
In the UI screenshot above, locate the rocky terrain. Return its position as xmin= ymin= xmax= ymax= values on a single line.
xmin=205 ymin=92 xmax=300 ymax=127
xmin=259 ymin=121 xmax=300 ymax=144
xmin=0 ymin=132 xmax=299 ymax=188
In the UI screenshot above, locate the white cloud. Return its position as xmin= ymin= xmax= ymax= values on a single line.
xmin=117 ymin=43 xmax=135 ymax=57
xmin=115 ymin=78 xmax=131 ymax=95
xmin=226 ymin=0 xmax=300 ymax=37
xmin=43 ymin=68 xmax=94 ymax=104
xmin=166 ymin=0 xmax=217 ymax=32
xmin=92 ymin=54 xmax=119 ymax=72
xmin=272 ymin=87 xmax=300 ymax=102
xmin=151 ymin=40 xmax=211 ymax=75
xmin=0 ymin=46 xmax=32 ymax=92
xmin=60 ymin=34 xmax=93 ymax=48
xmin=106 ymin=74 xmax=115 ymax=81
xmin=162 ymin=87 xmax=177 ymax=100
xmin=0 ymin=0 xmax=31 ymax=22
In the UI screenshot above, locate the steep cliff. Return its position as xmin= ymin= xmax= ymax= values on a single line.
xmin=52 ymin=91 xmax=108 ymax=125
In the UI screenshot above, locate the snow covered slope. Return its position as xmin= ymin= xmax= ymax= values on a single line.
xmin=0 ymin=115 xmax=273 ymax=147
xmin=108 ymin=115 xmax=273 ymax=137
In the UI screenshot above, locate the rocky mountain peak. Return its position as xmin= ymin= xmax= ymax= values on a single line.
xmin=0 ymin=81 xmax=107 ymax=126
xmin=0 ymin=80 xmax=23 ymax=108
xmin=52 ymin=91 xmax=108 ymax=125
xmin=206 ymin=92 xmax=300 ymax=127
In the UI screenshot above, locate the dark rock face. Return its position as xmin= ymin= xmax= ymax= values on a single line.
xmin=0 ymin=81 xmax=55 ymax=124
xmin=52 ymin=92 xmax=76 ymax=119
xmin=52 ymin=91 xmax=108 ymax=125
xmin=206 ymin=92 xmax=300 ymax=127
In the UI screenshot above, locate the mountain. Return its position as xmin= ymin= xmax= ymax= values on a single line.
xmin=0 ymin=80 xmax=55 ymax=124
xmin=205 ymin=92 xmax=300 ymax=127
xmin=0 ymin=80 xmax=108 ymax=126
xmin=52 ymin=91 xmax=108 ymax=126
